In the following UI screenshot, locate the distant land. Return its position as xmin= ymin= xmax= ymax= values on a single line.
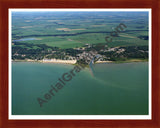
xmin=12 ymin=11 xmax=149 ymax=65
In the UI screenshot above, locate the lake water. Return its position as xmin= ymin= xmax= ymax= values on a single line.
xmin=12 ymin=62 xmax=149 ymax=115
xmin=13 ymin=38 xmax=36 ymax=42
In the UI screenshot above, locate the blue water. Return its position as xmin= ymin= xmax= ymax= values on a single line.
xmin=13 ymin=38 xmax=36 ymax=42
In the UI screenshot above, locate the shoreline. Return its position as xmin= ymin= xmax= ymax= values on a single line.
xmin=41 ymin=59 xmax=77 ymax=64
xmin=112 ymin=59 xmax=148 ymax=64
xmin=12 ymin=58 xmax=148 ymax=65
xmin=12 ymin=59 xmax=77 ymax=64
xmin=95 ymin=61 xmax=113 ymax=64
xmin=95 ymin=59 xmax=148 ymax=64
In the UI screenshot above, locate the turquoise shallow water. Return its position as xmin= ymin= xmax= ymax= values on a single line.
xmin=12 ymin=62 xmax=148 ymax=115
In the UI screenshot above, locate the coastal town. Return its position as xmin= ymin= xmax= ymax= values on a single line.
xmin=12 ymin=41 xmax=148 ymax=65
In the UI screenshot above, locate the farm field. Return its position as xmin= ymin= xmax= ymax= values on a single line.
xmin=12 ymin=11 xmax=149 ymax=49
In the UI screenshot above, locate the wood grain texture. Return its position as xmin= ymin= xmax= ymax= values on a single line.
xmin=0 ymin=0 xmax=160 ymax=127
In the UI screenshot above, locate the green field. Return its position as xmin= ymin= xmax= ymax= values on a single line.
xmin=12 ymin=12 xmax=149 ymax=49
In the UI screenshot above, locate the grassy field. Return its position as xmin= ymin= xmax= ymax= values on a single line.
xmin=12 ymin=11 xmax=149 ymax=49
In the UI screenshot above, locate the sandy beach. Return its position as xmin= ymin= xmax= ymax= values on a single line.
xmin=95 ymin=60 xmax=113 ymax=63
xmin=42 ymin=59 xmax=77 ymax=64
xmin=12 ymin=59 xmax=77 ymax=64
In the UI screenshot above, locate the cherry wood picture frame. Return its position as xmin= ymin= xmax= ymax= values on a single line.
xmin=0 ymin=0 xmax=160 ymax=127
